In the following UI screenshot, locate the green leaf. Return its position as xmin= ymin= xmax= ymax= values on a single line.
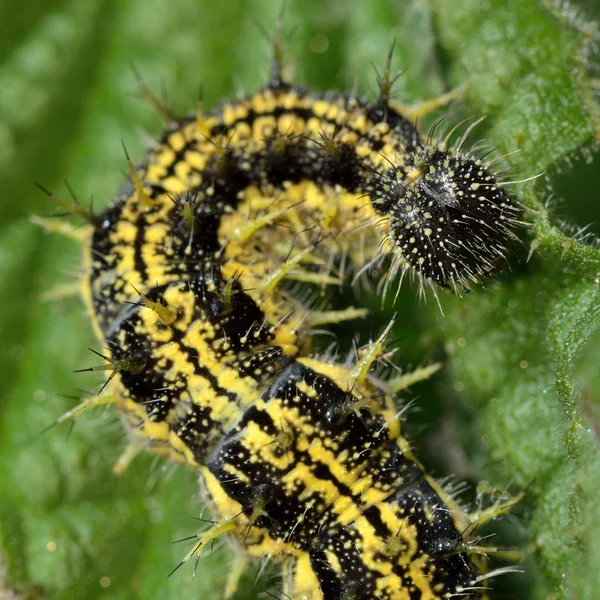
xmin=1 ymin=1 xmax=598 ymax=599
xmin=428 ymin=1 xmax=600 ymax=598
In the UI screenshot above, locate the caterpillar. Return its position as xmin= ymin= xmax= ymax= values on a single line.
xmin=42 ymin=32 xmax=520 ymax=600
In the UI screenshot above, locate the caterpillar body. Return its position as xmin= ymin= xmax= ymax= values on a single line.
xmin=51 ymin=44 xmax=519 ymax=600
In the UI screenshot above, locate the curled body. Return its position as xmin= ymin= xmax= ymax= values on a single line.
xmin=78 ymin=74 xmax=518 ymax=599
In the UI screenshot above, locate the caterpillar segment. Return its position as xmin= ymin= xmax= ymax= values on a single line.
xmin=66 ymin=64 xmax=520 ymax=599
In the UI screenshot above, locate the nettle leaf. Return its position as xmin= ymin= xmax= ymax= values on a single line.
xmin=428 ymin=1 xmax=600 ymax=599
xmin=0 ymin=1 xmax=598 ymax=599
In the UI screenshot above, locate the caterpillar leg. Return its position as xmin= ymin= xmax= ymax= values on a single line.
xmin=111 ymin=441 xmax=142 ymax=476
xmin=39 ymin=280 xmax=82 ymax=303
xmin=308 ymin=307 xmax=369 ymax=327
xmin=464 ymin=484 xmax=525 ymax=562
xmin=33 ymin=183 xmax=97 ymax=226
xmin=391 ymin=82 xmax=467 ymax=121
xmin=41 ymin=394 xmax=119 ymax=435
xmin=223 ymin=554 xmax=249 ymax=599
xmin=169 ymin=517 xmax=239 ymax=578
xmin=30 ymin=214 xmax=90 ymax=244
xmin=468 ymin=487 xmax=524 ymax=530
xmin=386 ymin=362 xmax=442 ymax=394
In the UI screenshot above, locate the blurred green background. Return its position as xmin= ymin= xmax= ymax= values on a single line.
xmin=1 ymin=1 xmax=599 ymax=599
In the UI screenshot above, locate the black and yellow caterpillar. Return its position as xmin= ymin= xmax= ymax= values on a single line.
xmin=45 ymin=41 xmax=520 ymax=600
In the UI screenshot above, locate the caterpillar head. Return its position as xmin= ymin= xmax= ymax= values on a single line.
xmin=374 ymin=148 xmax=519 ymax=292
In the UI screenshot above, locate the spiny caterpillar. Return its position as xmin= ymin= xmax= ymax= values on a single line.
xmin=41 ymin=30 xmax=521 ymax=600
